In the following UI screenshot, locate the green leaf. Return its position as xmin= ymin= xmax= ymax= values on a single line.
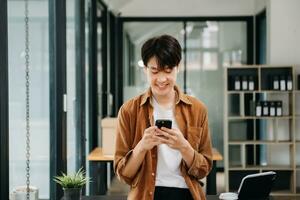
xmin=53 ymin=167 xmax=91 ymax=189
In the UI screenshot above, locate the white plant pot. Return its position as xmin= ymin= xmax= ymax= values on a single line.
xmin=10 ymin=186 xmax=39 ymax=200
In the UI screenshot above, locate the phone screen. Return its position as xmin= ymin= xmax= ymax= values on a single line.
xmin=155 ymin=119 xmax=172 ymax=129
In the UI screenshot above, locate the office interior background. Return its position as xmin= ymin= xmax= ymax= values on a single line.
xmin=0 ymin=0 xmax=300 ymax=199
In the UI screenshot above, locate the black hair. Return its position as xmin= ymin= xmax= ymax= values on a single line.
xmin=141 ymin=34 xmax=182 ymax=70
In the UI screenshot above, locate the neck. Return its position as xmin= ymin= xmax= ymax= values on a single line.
xmin=152 ymin=89 xmax=176 ymax=108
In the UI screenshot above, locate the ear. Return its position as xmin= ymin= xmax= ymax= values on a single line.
xmin=176 ymin=62 xmax=181 ymax=72
xmin=143 ymin=67 xmax=147 ymax=75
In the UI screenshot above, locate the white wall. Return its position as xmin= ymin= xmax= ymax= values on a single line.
xmin=254 ymin=0 xmax=267 ymax=14
xmin=267 ymin=0 xmax=300 ymax=66
xmin=263 ymin=0 xmax=300 ymax=166
xmin=118 ymin=0 xmax=256 ymax=16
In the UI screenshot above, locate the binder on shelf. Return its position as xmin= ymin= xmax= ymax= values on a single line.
xmin=298 ymin=74 xmax=300 ymax=90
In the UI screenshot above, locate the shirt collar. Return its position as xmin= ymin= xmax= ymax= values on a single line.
xmin=140 ymin=85 xmax=192 ymax=106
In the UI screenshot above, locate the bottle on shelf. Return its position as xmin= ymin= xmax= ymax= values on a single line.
xmin=270 ymin=101 xmax=276 ymax=116
xmin=280 ymin=75 xmax=286 ymax=91
xmin=242 ymin=75 xmax=248 ymax=90
xmin=256 ymin=101 xmax=262 ymax=117
xmin=287 ymin=75 xmax=293 ymax=91
xmin=262 ymin=101 xmax=269 ymax=116
xmin=248 ymin=75 xmax=254 ymax=90
xmin=273 ymin=75 xmax=279 ymax=90
xmin=276 ymin=101 xmax=282 ymax=116
xmin=234 ymin=76 xmax=241 ymax=90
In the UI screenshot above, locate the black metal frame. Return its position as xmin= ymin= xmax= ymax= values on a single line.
xmin=75 ymin=0 xmax=86 ymax=191
xmin=0 ymin=0 xmax=9 ymax=199
xmin=98 ymin=0 xmax=108 ymax=117
xmin=49 ymin=0 xmax=67 ymax=199
xmin=255 ymin=9 xmax=266 ymax=64
xmin=247 ymin=17 xmax=254 ymax=65
xmin=109 ymin=12 xmax=116 ymax=116
xmin=88 ymin=0 xmax=98 ymax=152
xmin=109 ymin=13 xmax=123 ymax=116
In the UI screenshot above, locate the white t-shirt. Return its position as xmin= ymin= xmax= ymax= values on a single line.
xmin=152 ymin=97 xmax=188 ymax=188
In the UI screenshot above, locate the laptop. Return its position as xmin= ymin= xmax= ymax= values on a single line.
xmin=219 ymin=171 xmax=276 ymax=200
xmin=237 ymin=171 xmax=277 ymax=200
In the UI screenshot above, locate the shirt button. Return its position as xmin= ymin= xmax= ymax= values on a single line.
xmin=151 ymin=173 xmax=155 ymax=176
xmin=149 ymin=191 xmax=153 ymax=195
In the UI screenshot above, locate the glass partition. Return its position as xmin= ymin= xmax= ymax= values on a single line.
xmin=8 ymin=0 xmax=50 ymax=198
xmin=66 ymin=0 xmax=76 ymax=175
xmin=186 ymin=21 xmax=248 ymax=164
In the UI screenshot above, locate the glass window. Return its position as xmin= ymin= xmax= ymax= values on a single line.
xmin=186 ymin=21 xmax=248 ymax=167
xmin=8 ymin=0 xmax=50 ymax=198
xmin=66 ymin=0 xmax=76 ymax=174
xmin=67 ymin=1 xmax=92 ymax=194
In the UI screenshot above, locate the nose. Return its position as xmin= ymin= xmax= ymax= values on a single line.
xmin=157 ymin=72 xmax=167 ymax=82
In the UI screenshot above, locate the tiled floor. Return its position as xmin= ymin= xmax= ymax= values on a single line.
xmin=107 ymin=172 xmax=226 ymax=195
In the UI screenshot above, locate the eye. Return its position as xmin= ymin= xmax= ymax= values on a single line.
xmin=164 ymin=68 xmax=172 ymax=73
xmin=151 ymin=68 xmax=158 ymax=74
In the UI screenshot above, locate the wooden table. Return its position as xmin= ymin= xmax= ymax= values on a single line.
xmin=88 ymin=147 xmax=222 ymax=195
xmin=207 ymin=148 xmax=223 ymax=195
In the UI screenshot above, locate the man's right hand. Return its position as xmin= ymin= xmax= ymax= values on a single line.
xmin=137 ymin=126 xmax=163 ymax=152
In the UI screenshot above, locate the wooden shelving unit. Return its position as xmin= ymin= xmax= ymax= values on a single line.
xmin=224 ymin=65 xmax=300 ymax=196
xmin=296 ymin=83 xmax=300 ymax=194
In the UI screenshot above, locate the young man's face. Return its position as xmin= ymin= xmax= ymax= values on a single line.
xmin=144 ymin=56 xmax=178 ymax=98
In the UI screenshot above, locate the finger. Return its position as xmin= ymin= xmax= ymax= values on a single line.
xmin=161 ymin=127 xmax=178 ymax=136
xmin=155 ymin=129 xmax=171 ymax=139
xmin=145 ymin=127 xmax=158 ymax=135
xmin=146 ymin=126 xmax=158 ymax=132
xmin=151 ymin=137 xmax=165 ymax=146
xmin=158 ymin=136 xmax=171 ymax=144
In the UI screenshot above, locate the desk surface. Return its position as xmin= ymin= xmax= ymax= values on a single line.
xmin=67 ymin=195 xmax=299 ymax=200
xmin=88 ymin=147 xmax=114 ymax=161
xmin=88 ymin=147 xmax=223 ymax=161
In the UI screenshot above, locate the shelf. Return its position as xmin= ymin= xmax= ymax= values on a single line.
xmin=260 ymin=90 xmax=293 ymax=94
xmin=228 ymin=65 xmax=259 ymax=69
xmin=227 ymin=90 xmax=293 ymax=94
xmin=228 ymin=116 xmax=293 ymax=120
xmin=225 ymin=65 xmax=299 ymax=195
xmin=229 ymin=165 xmax=293 ymax=170
xmin=227 ymin=90 xmax=259 ymax=94
xmin=270 ymin=190 xmax=295 ymax=196
xmin=228 ymin=141 xmax=293 ymax=145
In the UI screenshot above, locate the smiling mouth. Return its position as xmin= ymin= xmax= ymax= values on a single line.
xmin=157 ymin=84 xmax=168 ymax=89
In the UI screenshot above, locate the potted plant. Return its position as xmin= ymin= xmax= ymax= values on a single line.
xmin=53 ymin=167 xmax=90 ymax=200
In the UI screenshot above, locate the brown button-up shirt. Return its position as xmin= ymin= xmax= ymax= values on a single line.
xmin=114 ymin=86 xmax=213 ymax=200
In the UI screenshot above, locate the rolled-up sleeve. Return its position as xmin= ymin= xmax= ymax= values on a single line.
xmin=113 ymin=106 xmax=140 ymax=186
xmin=187 ymin=109 xmax=213 ymax=179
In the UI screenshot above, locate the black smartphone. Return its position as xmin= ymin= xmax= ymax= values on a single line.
xmin=155 ymin=119 xmax=172 ymax=129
